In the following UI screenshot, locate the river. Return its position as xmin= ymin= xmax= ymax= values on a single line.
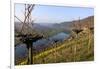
xmin=15 ymin=32 xmax=69 ymax=62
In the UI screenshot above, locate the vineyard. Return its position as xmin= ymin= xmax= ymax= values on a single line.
xmin=17 ymin=28 xmax=94 ymax=65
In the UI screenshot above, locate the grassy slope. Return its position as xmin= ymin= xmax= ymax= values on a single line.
xmin=18 ymin=30 xmax=94 ymax=65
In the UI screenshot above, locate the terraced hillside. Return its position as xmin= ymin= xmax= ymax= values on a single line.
xmin=17 ymin=28 xmax=94 ymax=65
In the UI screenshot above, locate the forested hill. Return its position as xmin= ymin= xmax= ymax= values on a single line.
xmin=53 ymin=16 xmax=94 ymax=30
xmin=15 ymin=16 xmax=94 ymax=35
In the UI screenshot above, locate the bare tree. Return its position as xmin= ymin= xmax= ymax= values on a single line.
xmin=15 ymin=4 xmax=43 ymax=64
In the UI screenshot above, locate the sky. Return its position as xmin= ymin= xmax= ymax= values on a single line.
xmin=15 ymin=4 xmax=94 ymax=24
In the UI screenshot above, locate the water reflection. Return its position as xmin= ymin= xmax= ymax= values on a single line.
xmin=15 ymin=32 xmax=69 ymax=61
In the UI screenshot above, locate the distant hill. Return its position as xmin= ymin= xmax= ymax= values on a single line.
xmin=53 ymin=16 xmax=94 ymax=30
xmin=15 ymin=16 xmax=94 ymax=36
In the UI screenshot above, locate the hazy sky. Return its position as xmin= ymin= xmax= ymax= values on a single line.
xmin=15 ymin=4 xmax=94 ymax=23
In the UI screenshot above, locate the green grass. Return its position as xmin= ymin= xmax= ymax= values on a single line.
xmin=16 ymin=31 xmax=94 ymax=65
